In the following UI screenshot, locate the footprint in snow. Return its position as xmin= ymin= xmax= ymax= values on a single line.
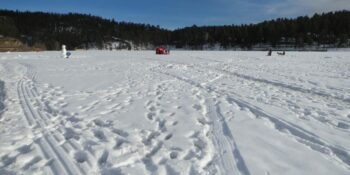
xmin=148 ymin=106 xmax=156 ymax=112
xmin=146 ymin=112 xmax=156 ymax=121
xmin=16 ymin=144 xmax=32 ymax=154
xmin=169 ymin=151 xmax=178 ymax=159
xmin=337 ymin=122 xmax=349 ymax=129
xmin=164 ymin=133 xmax=173 ymax=140
xmin=93 ymin=129 xmax=107 ymax=141
xmin=192 ymin=104 xmax=202 ymax=111
xmin=74 ymin=150 xmax=88 ymax=163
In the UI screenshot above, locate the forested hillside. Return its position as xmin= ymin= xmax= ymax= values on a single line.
xmin=0 ymin=9 xmax=349 ymax=50
xmin=173 ymin=11 xmax=350 ymax=49
xmin=0 ymin=10 xmax=170 ymax=50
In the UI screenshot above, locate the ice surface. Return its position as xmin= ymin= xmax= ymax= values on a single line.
xmin=0 ymin=51 xmax=349 ymax=175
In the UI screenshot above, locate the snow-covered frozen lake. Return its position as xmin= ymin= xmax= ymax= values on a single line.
xmin=0 ymin=51 xmax=349 ymax=175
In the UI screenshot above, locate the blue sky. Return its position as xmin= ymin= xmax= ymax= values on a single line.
xmin=1 ymin=0 xmax=349 ymax=29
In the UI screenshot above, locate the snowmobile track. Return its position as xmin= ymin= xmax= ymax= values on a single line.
xmin=155 ymin=69 xmax=251 ymax=174
xmin=156 ymin=67 xmax=350 ymax=171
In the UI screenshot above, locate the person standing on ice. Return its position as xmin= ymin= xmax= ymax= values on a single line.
xmin=267 ymin=48 xmax=272 ymax=56
xmin=62 ymin=45 xmax=68 ymax=58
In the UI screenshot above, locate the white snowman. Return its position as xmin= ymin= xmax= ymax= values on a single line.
xmin=62 ymin=45 xmax=68 ymax=58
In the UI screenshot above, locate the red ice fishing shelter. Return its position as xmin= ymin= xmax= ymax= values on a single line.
xmin=155 ymin=47 xmax=169 ymax=55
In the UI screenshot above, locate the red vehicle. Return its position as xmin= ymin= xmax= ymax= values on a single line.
xmin=156 ymin=47 xmax=169 ymax=55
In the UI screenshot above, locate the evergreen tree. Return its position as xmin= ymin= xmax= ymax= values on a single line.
xmin=0 ymin=9 xmax=349 ymax=50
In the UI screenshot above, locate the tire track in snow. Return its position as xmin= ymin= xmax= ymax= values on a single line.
xmin=215 ymin=68 xmax=350 ymax=130
xmin=154 ymin=65 xmax=350 ymax=171
xmin=154 ymin=69 xmax=251 ymax=175
xmin=152 ymin=58 xmax=349 ymax=107
xmin=154 ymin=60 xmax=350 ymax=130
xmin=192 ymin=87 xmax=251 ymax=175
xmin=224 ymin=95 xmax=350 ymax=170
xmin=218 ymin=68 xmax=350 ymax=106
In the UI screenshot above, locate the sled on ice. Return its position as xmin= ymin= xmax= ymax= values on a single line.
xmin=155 ymin=47 xmax=170 ymax=55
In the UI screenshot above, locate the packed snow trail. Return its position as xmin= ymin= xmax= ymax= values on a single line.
xmin=0 ymin=51 xmax=349 ymax=175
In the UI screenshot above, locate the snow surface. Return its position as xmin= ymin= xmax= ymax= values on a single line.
xmin=0 ymin=51 xmax=349 ymax=175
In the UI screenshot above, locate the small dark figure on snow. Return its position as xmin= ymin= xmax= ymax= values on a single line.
xmin=267 ymin=49 xmax=272 ymax=56
xmin=277 ymin=51 xmax=286 ymax=55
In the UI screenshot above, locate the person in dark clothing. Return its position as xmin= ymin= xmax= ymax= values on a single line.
xmin=267 ymin=49 xmax=272 ymax=56
xmin=277 ymin=51 xmax=286 ymax=55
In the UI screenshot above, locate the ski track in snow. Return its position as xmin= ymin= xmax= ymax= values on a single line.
xmin=0 ymin=51 xmax=350 ymax=175
xmin=17 ymin=66 xmax=89 ymax=175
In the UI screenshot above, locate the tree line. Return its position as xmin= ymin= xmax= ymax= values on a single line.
xmin=173 ymin=11 xmax=350 ymax=49
xmin=0 ymin=9 xmax=349 ymax=50
xmin=0 ymin=10 xmax=171 ymax=50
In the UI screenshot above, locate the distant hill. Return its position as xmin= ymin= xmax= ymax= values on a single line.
xmin=0 ymin=10 xmax=171 ymax=50
xmin=0 ymin=9 xmax=349 ymax=51
xmin=172 ymin=11 xmax=350 ymax=50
